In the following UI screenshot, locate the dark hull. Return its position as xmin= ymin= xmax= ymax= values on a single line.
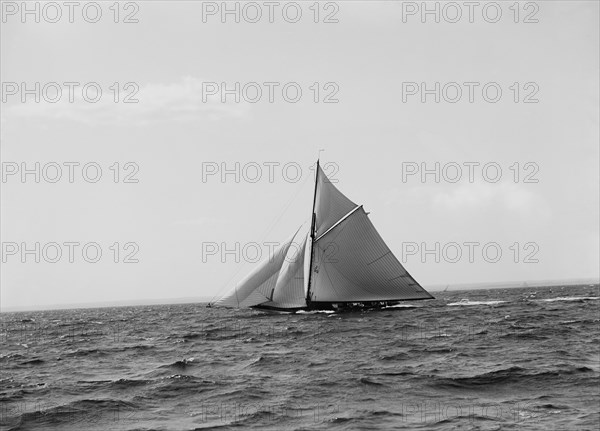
xmin=252 ymin=297 xmax=434 ymax=313
xmin=308 ymin=300 xmax=425 ymax=312
xmin=251 ymin=304 xmax=305 ymax=313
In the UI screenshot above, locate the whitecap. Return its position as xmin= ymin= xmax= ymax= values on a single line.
xmin=538 ymin=297 xmax=598 ymax=302
xmin=447 ymin=300 xmax=505 ymax=306
xmin=296 ymin=310 xmax=335 ymax=314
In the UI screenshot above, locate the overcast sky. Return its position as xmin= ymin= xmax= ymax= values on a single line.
xmin=1 ymin=1 xmax=598 ymax=310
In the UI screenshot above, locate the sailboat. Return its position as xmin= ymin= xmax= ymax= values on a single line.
xmin=214 ymin=160 xmax=434 ymax=312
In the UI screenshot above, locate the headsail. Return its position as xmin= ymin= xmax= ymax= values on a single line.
xmin=270 ymin=227 xmax=308 ymax=308
xmin=215 ymin=224 xmax=308 ymax=309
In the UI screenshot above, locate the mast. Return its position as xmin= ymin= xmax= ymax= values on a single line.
xmin=306 ymin=159 xmax=319 ymax=305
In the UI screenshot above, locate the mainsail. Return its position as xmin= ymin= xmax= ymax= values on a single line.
xmin=215 ymin=161 xmax=433 ymax=310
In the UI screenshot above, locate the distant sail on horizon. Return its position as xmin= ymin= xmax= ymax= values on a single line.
xmin=215 ymin=161 xmax=434 ymax=311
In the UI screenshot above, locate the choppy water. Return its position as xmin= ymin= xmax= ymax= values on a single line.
xmin=1 ymin=284 xmax=599 ymax=430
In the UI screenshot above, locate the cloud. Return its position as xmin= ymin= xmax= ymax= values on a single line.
xmin=431 ymin=182 xmax=550 ymax=220
xmin=432 ymin=182 xmax=495 ymax=210
xmin=3 ymin=76 xmax=248 ymax=126
xmin=172 ymin=217 xmax=219 ymax=226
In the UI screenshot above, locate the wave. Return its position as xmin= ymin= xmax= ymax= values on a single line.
xmin=431 ymin=413 xmax=498 ymax=426
xmin=378 ymin=352 xmax=409 ymax=361
xmin=76 ymin=378 xmax=150 ymax=389
xmin=161 ymin=357 xmax=197 ymax=369
xmin=296 ymin=310 xmax=335 ymax=314
xmin=244 ymin=354 xmax=288 ymax=369
xmin=431 ymin=365 xmax=594 ymax=389
xmin=18 ymin=358 xmax=44 ymax=366
xmin=447 ymin=300 xmax=506 ymax=306
xmin=64 ymin=348 xmax=108 ymax=358
xmin=383 ymin=304 xmax=420 ymax=309
xmin=537 ymin=297 xmax=599 ymax=302
xmin=162 ymin=374 xmax=199 ymax=380
xmin=0 ymin=353 xmax=26 ymax=361
xmin=8 ymin=398 xmax=139 ymax=430
xmin=359 ymin=377 xmax=384 ymax=386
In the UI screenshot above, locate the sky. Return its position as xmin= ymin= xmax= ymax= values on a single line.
xmin=1 ymin=0 xmax=599 ymax=310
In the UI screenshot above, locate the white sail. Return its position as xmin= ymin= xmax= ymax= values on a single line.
xmin=309 ymin=166 xmax=433 ymax=303
xmin=314 ymin=166 xmax=357 ymax=238
xmin=214 ymin=161 xmax=434 ymax=309
xmin=215 ymin=227 xmax=301 ymax=308
xmin=270 ymin=226 xmax=308 ymax=308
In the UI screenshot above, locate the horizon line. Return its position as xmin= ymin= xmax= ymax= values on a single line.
xmin=2 ymin=277 xmax=598 ymax=313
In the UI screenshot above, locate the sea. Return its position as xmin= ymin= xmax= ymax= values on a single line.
xmin=1 ymin=284 xmax=599 ymax=431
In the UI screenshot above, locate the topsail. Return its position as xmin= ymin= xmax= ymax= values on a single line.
xmin=215 ymin=161 xmax=434 ymax=310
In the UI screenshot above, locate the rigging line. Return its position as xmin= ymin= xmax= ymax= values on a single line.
xmin=208 ymin=173 xmax=312 ymax=305
xmin=367 ymin=251 xmax=391 ymax=266
xmin=387 ymin=274 xmax=411 ymax=281
xmin=258 ymin=172 xmax=312 ymax=241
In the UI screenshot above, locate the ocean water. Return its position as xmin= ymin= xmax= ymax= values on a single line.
xmin=1 ymin=285 xmax=599 ymax=431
